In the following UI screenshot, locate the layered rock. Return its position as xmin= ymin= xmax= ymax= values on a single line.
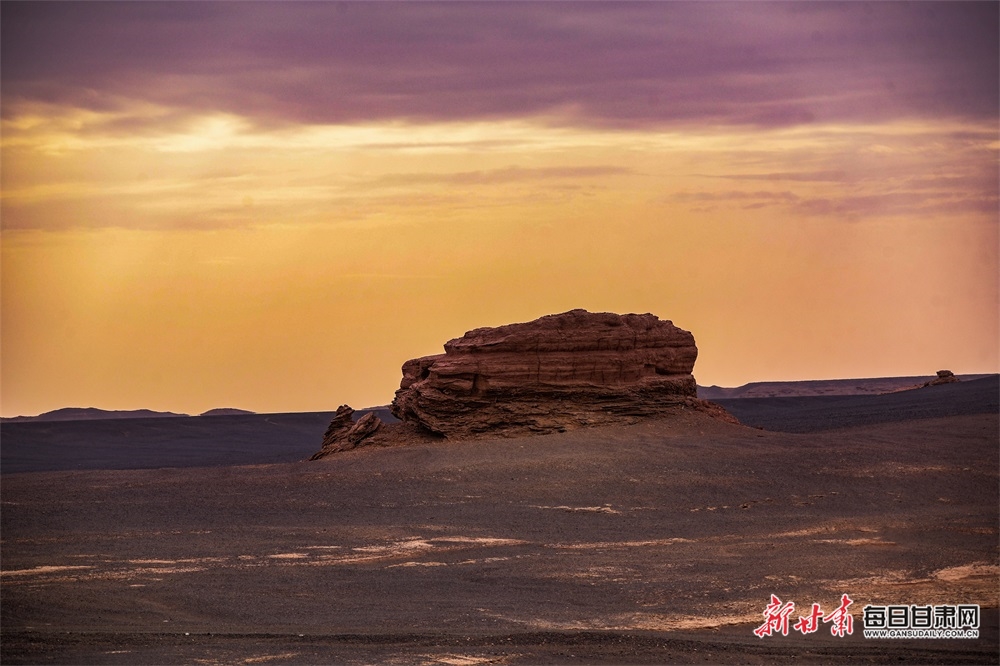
xmin=309 ymin=405 xmax=383 ymax=458
xmin=391 ymin=309 xmax=703 ymax=438
xmin=310 ymin=310 xmax=736 ymax=460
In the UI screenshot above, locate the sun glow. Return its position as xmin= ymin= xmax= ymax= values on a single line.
xmin=2 ymin=102 xmax=997 ymax=416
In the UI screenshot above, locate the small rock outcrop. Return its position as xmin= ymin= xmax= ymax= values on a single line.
xmin=309 ymin=405 xmax=383 ymax=458
xmin=923 ymin=369 xmax=959 ymax=387
xmin=391 ymin=309 xmax=705 ymax=438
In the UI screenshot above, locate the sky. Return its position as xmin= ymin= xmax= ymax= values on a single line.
xmin=1 ymin=2 xmax=997 ymax=417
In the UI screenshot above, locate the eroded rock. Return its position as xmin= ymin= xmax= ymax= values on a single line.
xmin=312 ymin=310 xmax=739 ymax=459
xmin=923 ymin=369 xmax=960 ymax=387
xmin=310 ymin=405 xmax=384 ymax=458
xmin=391 ymin=309 xmax=707 ymax=438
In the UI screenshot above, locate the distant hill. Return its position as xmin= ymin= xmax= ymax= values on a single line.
xmin=713 ymin=375 xmax=999 ymax=433
xmin=1 ymin=407 xmax=189 ymax=423
xmin=199 ymin=408 xmax=256 ymax=417
xmin=697 ymin=374 xmax=996 ymax=399
xmin=1 ymin=383 xmax=995 ymax=474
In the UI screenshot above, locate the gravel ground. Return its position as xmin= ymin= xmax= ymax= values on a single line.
xmin=2 ymin=397 xmax=997 ymax=664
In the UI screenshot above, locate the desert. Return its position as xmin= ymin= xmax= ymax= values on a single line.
xmin=2 ymin=312 xmax=997 ymax=664
xmin=4 ymin=4 xmax=998 ymax=664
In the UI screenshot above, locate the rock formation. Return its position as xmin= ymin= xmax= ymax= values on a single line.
xmin=923 ymin=369 xmax=959 ymax=387
xmin=311 ymin=309 xmax=736 ymax=459
xmin=392 ymin=309 xmax=703 ymax=438
xmin=309 ymin=405 xmax=383 ymax=458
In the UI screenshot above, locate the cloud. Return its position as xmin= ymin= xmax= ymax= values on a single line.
xmin=671 ymin=186 xmax=999 ymax=220
xmin=2 ymin=2 xmax=996 ymax=130
xmin=375 ymin=165 xmax=633 ymax=186
xmin=671 ymin=190 xmax=801 ymax=205
xmin=710 ymin=170 xmax=851 ymax=183
xmin=792 ymin=191 xmax=999 ymax=220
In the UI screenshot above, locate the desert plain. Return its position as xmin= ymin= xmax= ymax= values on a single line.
xmin=2 ymin=378 xmax=998 ymax=664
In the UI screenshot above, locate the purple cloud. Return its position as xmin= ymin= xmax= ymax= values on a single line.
xmin=2 ymin=2 xmax=997 ymax=129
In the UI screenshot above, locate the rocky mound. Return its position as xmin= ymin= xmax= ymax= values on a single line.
xmin=923 ymin=369 xmax=960 ymax=387
xmin=311 ymin=310 xmax=734 ymax=459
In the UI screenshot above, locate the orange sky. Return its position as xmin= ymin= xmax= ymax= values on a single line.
xmin=2 ymin=3 xmax=997 ymax=417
